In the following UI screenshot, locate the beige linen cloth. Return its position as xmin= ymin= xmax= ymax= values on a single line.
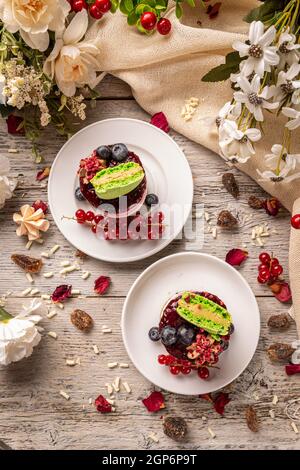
xmin=95 ymin=0 xmax=300 ymax=334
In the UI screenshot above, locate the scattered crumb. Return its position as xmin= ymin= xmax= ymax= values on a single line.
xmin=26 ymin=273 xmax=34 ymax=284
xmin=47 ymin=310 xmax=57 ymax=319
xmin=43 ymin=272 xmax=54 ymax=278
xmin=93 ymin=345 xmax=99 ymax=355
xmin=122 ymin=382 xmax=131 ymax=394
xmin=66 ymin=359 xmax=76 ymax=366
xmin=108 ymin=362 xmax=118 ymax=369
xmin=291 ymin=421 xmax=299 ymax=434
xmin=120 ymin=363 xmax=129 ymax=368
xmin=41 ymin=294 xmax=51 ymax=300
xmin=49 ymin=245 xmax=60 ymax=254
xmin=272 ymin=395 xmax=279 ymax=405
xmin=41 ymin=252 xmax=50 ymax=258
xmin=47 ymin=331 xmax=57 ymax=339
xmin=201 ymin=416 xmax=207 ymax=421
xmin=21 ymin=287 xmax=32 ymax=296
xmin=269 ymin=409 xmax=275 ymax=419
xmin=81 ymin=271 xmax=90 ymax=280
xmin=60 ymin=260 xmax=70 ymax=267
xmin=60 ymin=390 xmax=70 ymax=400
xmin=30 ymin=288 xmax=39 ymax=295
xmin=56 ymin=302 xmax=64 ymax=309
xmin=148 ymin=432 xmax=159 ymax=443
xmin=208 ymin=427 xmax=216 ymax=439
xmin=26 ymin=241 xmax=33 ymax=250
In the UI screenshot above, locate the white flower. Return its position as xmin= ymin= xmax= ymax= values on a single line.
xmin=257 ymin=144 xmax=300 ymax=182
xmin=234 ymin=75 xmax=278 ymax=121
xmin=278 ymin=30 xmax=300 ymax=70
xmin=0 ymin=299 xmax=42 ymax=366
xmin=0 ymin=155 xmax=14 ymax=209
xmin=0 ymin=74 xmax=6 ymax=105
xmin=233 ymin=21 xmax=278 ymax=77
xmin=0 ymin=0 xmax=70 ymax=52
xmin=43 ymin=10 xmax=103 ymax=97
xmin=216 ymin=101 xmax=241 ymax=126
xmin=219 ymin=119 xmax=261 ymax=163
xmin=269 ymin=63 xmax=300 ymax=102
xmin=282 ymin=106 xmax=300 ymax=130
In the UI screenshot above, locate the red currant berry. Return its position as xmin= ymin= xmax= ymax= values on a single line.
xmin=259 ymin=252 xmax=271 ymax=264
xmin=271 ymin=264 xmax=283 ymax=277
xmin=258 ymin=263 xmax=269 ymax=272
xmin=291 ymin=214 xmax=300 ymax=229
xmin=181 ymin=367 xmax=191 ymax=375
xmin=270 ymin=257 xmax=279 ymax=266
xmin=94 ymin=214 xmax=104 ymax=224
xmin=140 ymin=11 xmax=157 ymax=31
xmin=257 ymin=275 xmax=268 ymax=284
xmin=72 ymin=0 xmax=87 ymax=11
xmin=157 ymin=17 xmax=171 ymax=35
xmin=259 ymin=268 xmax=271 ymax=280
xmin=169 ymin=365 xmax=180 ymax=375
xmin=75 ymin=209 xmax=86 ymax=221
xmin=95 ymin=0 xmax=111 ymax=12
xmin=198 ymin=367 xmax=209 ymax=380
xmin=85 ymin=211 xmax=95 ymax=222
xmin=91 ymin=224 xmax=97 ymax=233
xmin=89 ymin=3 xmax=103 ymax=18
xmin=165 ymin=355 xmax=175 ymax=366
xmin=158 ymin=354 xmax=166 ymax=365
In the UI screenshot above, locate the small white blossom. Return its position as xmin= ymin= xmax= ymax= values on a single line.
xmin=234 ymin=75 xmax=278 ymax=121
xmin=278 ymin=30 xmax=300 ymax=70
xmin=216 ymin=101 xmax=241 ymax=127
xmin=269 ymin=63 xmax=300 ymax=102
xmin=233 ymin=21 xmax=279 ymax=77
xmin=282 ymin=106 xmax=300 ymax=130
xmin=257 ymin=144 xmax=300 ymax=182
xmin=219 ymin=119 xmax=261 ymax=163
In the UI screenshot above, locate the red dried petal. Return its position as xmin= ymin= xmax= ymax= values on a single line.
xmin=6 ymin=115 xmax=25 ymax=135
xmin=150 ymin=112 xmax=170 ymax=133
xmin=199 ymin=393 xmax=213 ymax=402
xmin=94 ymin=394 xmax=112 ymax=413
xmin=263 ymin=197 xmax=281 ymax=217
xmin=51 ymin=284 xmax=72 ymax=303
xmin=286 ymin=364 xmax=300 ymax=376
xmin=32 ymin=199 xmax=48 ymax=214
xmin=213 ymin=392 xmax=231 ymax=415
xmin=225 ymin=248 xmax=248 ymax=266
xmin=142 ymin=391 xmax=165 ymax=412
xmin=36 ymin=167 xmax=50 ymax=181
xmin=206 ymin=2 xmax=222 ymax=19
xmin=94 ymin=276 xmax=111 ymax=295
xmin=273 ymin=282 xmax=292 ymax=303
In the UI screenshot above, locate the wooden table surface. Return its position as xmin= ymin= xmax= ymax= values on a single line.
xmin=0 ymin=75 xmax=299 ymax=450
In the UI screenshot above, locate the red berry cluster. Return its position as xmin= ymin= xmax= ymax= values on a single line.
xmin=291 ymin=214 xmax=300 ymax=229
xmin=70 ymin=0 xmax=111 ymax=19
xmin=79 ymin=152 xmax=104 ymax=181
xmin=157 ymin=354 xmax=209 ymax=379
xmin=140 ymin=12 xmax=172 ymax=35
xmin=75 ymin=209 xmax=165 ymax=240
xmin=257 ymin=252 xmax=283 ymax=284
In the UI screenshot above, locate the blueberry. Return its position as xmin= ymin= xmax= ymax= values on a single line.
xmin=145 ymin=193 xmax=159 ymax=207
xmin=177 ymin=324 xmax=196 ymax=346
xmin=148 ymin=327 xmax=161 ymax=342
xmin=161 ymin=326 xmax=177 ymax=346
xmin=75 ymin=187 xmax=85 ymax=201
xmin=111 ymin=143 xmax=128 ymax=162
xmin=96 ymin=145 xmax=112 ymax=160
xmin=228 ymin=324 xmax=235 ymax=335
xmin=220 ymin=339 xmax=229 ymax=351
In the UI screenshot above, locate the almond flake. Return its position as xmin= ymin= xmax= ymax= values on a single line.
xmin=43 ymin=272 xmax=54 ymax=278
xmin=60 ymin=260 xmax=70 ymax=267
xmin=66 ymin=359 xmax=76 ymax=366
xmin=148 ymin=432 xmax=159 ymax=443
xmin=272 ymin=395 xmax=278 ymax=405
xmin=107 ymin=362 xmax=118 ymax=369
xmin=49 ymin=245 xmax=60 ymax=254
xmin=47 ymin=310 xmax=57 ymax=319
xmin=93 ymin=345 xmax=99 ymax=355
xmin=26 ymin=273 xmax=34 ymax=283
xmin=208 ymin=427 xmax=216 ymax=439
xmin=291 ymin=421 xmax=299 ymax=434
xmin=60 ymin=390 xmax=70 ymax=400
xmin=81 ymin=271 xmax=90 ymax=280
xmin=48 ymin=331 xmax=57 ymax=339
xmin=122 ymin=382 xmax=131 ymax=394
xmin=120 ymin=363 xmax=129 ymax=368
xmin=41 ymin=252 xmax=49 ymax=258
xmin=26 ymin=241 xmax=33 ymax=250
xmin=21 ymin=287 xmax=32 ymax=296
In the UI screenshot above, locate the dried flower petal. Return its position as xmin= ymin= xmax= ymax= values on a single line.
xmin=32 ymin=200 xmax=48 ymax=214
xmin=36 ymin=167 xmax=50 ymax=181
xmin=94 ymin=276 xmax=111 ymax=295
xmin=263 ymin=197 xmax=281 ymax=217
xmin=245 ymin=405 xmax=259 ymax=432
xmin=286 ymin=364 xmax=300 ymax=376
xmin=267 ymin=314 xmax=290 ymax=330
xmin=142 ymin=391 xmax=165 ymax=412
xmin=217 ymin=210 xmax=238 ymax=229
xmin=206 ymin=2 xmax=222 ymax=19
xmin=273 ymin=282 xmax=292 ymax=303
xmin=94 ymin=394 xmax=112 ymax=413
xmin=267 ymin=343 xmax=295 ymax=362
xmin=51 ymin=284 xmax=72 ymax=303
xmin=150 ymin=112 xmax=170 ymax=133
xmin=11 ymin=254 xmax=43 ymax=273
xmin=248 ymin=196 xmax=264 ymax=210
xmin=163 ymin=416 xmax=187 ymax=441
xmin=6 ymin=115 xmax=24 ymax=135
xmin=226 ymin=248 xmax=248 ymax=266
xmin=222 ymin=173 xmax=239 ymax=199
xmin=213 ymin=392 xmax=231 ymax=415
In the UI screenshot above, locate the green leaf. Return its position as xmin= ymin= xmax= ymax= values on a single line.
xmin=244 ymin=0 xmax=286 ymax=23
xmin=124 ymin=0 xmax=133 ymax=11
xmin=136 ymin=18 xmax=147 ymax=33
xmin=136 ymin=3 xmax=149 ymax=14
xmin=119 ymin=0 xmax=129 ymax=14
xmin=175 ymin=2 xmax=183 ymax=18
xmin=127 ymin=9 xmax=139 ymax=25
xmin=110 ymin=0 xmax=119 ymax=13
xmin=202 ymin=51 xmax=242 ymax=82
xmin=186 ymin=0 xmax=195 ymax=7
xmin=0 ymin=104 xmax=14 ymax=118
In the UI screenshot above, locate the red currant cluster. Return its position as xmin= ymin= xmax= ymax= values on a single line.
xmin=157 ymin=354 xmax=210 ymax=379
xmin=140 ymin=12 xmax=172 ymax=35
xmin=75 ymin=208 xmax=165 ymax=240
xmin=291 ymin=214 xmax=300 ymax=229
xmin=70 ymin=0 xmax=111 ymax=19
xmin=257 ymin=252 xmax=283 ymax=284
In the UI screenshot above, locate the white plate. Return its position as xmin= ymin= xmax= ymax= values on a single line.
xmin=48 ymin=118 xmax=193 ymax=262
xmin=122 ymin=252 xmax=260 ymax=395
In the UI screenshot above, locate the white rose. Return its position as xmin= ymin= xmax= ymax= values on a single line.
xmin=0 ymin=155 xmax=15 ymax=209
xmin=43 ymin=10 xmax=104 ymax=97
xmin=0 ymin=0 xmax=70 ymax=52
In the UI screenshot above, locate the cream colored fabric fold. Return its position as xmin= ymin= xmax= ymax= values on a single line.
xmin=95 ymin=0 xmax=299 ymax=332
